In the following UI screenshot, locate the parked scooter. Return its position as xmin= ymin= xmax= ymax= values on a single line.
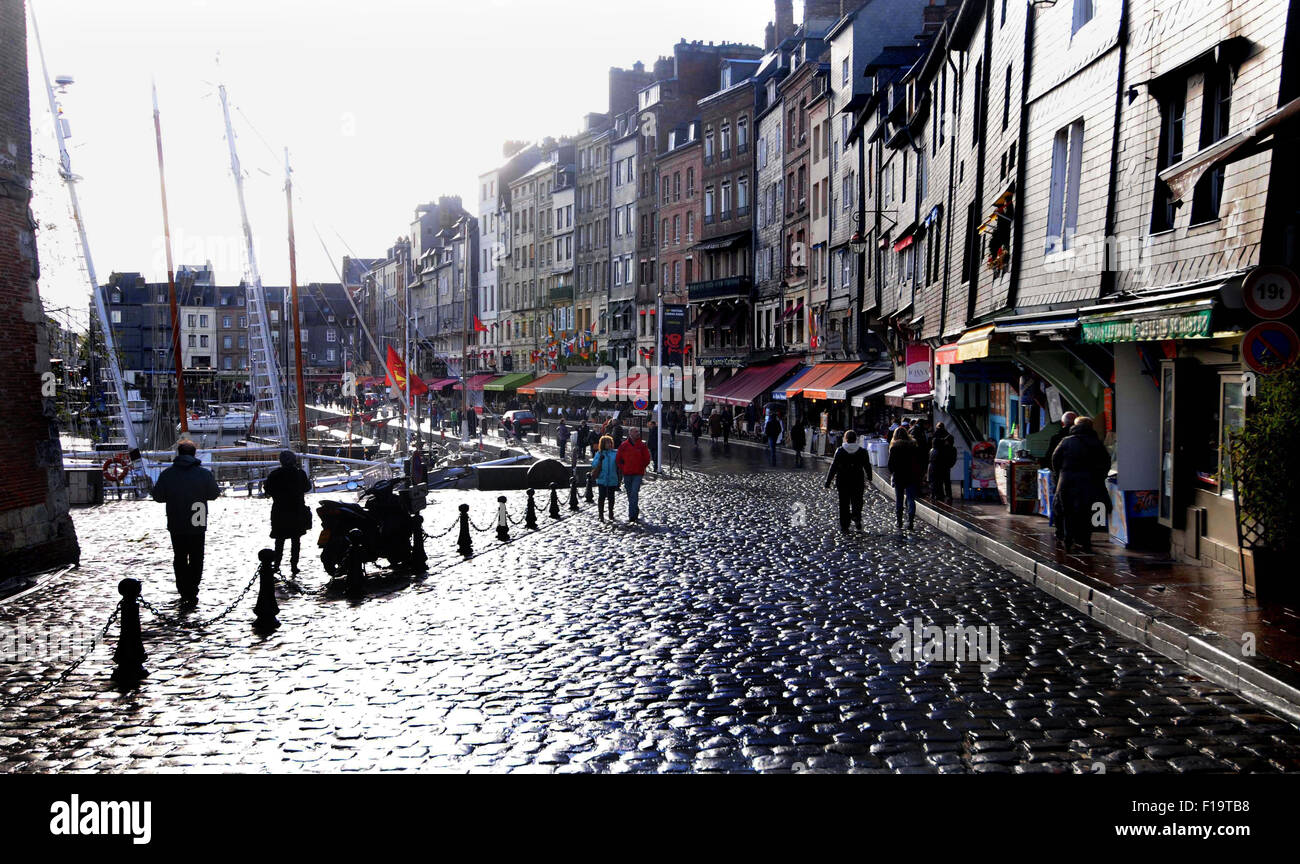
xmin=316 ymin=477 xmax=417 ymax=584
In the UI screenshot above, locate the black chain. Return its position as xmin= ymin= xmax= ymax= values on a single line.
xmin=0 ymin=602 xmax=122 ymax=705
xmin=138 ymin=569 xmax=259 ymax=629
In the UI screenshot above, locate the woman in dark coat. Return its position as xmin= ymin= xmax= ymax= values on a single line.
xmin=887 ymin=427 xmax=922 ymax=532
xmin=1050 ymin=416 xmax=1110 ymax=552
xmin=264 ymin=450 xmax=311 ymax=573
xmin=825 ymin=430 xmax=872 ymax=532
xmin=928 ymin=422 xmax=955 ymax=502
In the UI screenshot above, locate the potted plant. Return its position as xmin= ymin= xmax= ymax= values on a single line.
xmin=1233 ymin=366 xmax=1300 ymax=604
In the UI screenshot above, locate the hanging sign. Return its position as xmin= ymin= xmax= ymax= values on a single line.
xmin=905 ymin=344 xmax=932 ymax=395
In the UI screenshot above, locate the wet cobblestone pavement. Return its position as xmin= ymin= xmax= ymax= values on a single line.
xmin=4 ymin=464 xmax=1300 ymax=773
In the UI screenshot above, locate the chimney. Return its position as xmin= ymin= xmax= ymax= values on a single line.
xmin=774 ymin=0 xmax=793 ymax=45
xmin=765 ymin=21 xmax=775 ymax=51
xmin=804 ymin=0 xmax=841 ymax=25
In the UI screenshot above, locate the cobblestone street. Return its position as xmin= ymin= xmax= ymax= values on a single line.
xmin=4 ymin=462 xmax=1300 ymax=773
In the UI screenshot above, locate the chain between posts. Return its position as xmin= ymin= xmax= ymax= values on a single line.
xmin=138 ymin=569 xmax=259 ymax=629
xmin=0 ymin=602 xmax=122 ymax=705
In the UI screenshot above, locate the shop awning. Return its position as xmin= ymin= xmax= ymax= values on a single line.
xmin=770 ymin=366 xmax=818 ymax=401
xmin=993 ymin=312 xmax=1078 ymax=335
xmin=452 ymin=373 xmax=496 ymax=392
xmin=784 ymin=362 xmax=861 ymax=399
xmin=935 ymin=343 xmax=959 ymax=365
xmin=424 ymin=377 xmax=459 ymax=391
xmin=691 ymin=230 xmax=750 ymax=252
xmin=481 ymin=372 xmax=533 ymax=392
xmin=879 ymin=383 xmax=908 ymax=407
xmin=566 ymin=375 xmax=606 ymax=398
xmin=819 ymin=367 xmax=894 ymax=402
xmin=948 ymin=324 xmax=996 ymax=362
xmin=800 ymin=363 xmax=866 ymax=400
xmin=851 ymin=377 xmax=904 ymax=407
xmin=517 ymin=372 xmax=567 ymax=395
xmin=532 ymin=371 xmax=596 ymax=394
xmin=706 ymin=358 xmax=802 ymax=407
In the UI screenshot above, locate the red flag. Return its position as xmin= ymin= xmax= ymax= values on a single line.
xmin=385 ymin=345 xmax=428 ymax=396
xmin=473 ymin=315 xmax=488 ymax=333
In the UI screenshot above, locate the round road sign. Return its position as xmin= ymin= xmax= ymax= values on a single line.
xmin=1242 ymin=321 xmax=1300 ymax=375
xmin=1242 ymin=265 xmax=1300 ymax=320
xmin=633 ymin=397 xmax=648 ymax=411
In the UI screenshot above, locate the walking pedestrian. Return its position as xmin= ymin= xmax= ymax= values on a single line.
xmin=575 ymin=421 xmax=590 ymax=465
xmin=647 ymin=419 xmax=660 ymax=472
xmin=825 ymin=429 xmax=872 ymax=532
xmin=150 ymin=439 xmax=220 ymax=604
xmin=1051 ymin=416 xmax=1110 ymax=553
xmin=763 ymin=412 xmax=783 ymax=466
xmin=612 ymin=420 xmax=625 ymax=449
xmin=690 ymin=412 xmax=702 ymax=446
xmin=556 ymin=419 xmax=571 ymax=461
xmin=721 ymin=412 xmax=731 ymax=449
xmin=887 ymin=427 xmax=922 ymax=532
xmin=616 ymin=428 xmax=652 ymax=522
xmin=790 ymin=418 xmax=807 ymax=467
xmin=591 ymin=435 xmax=621 ymax=521
xmin=264 ymin=450 xmax=311 ymax=574
xmin=708 ymin=411 xmax=722 ymax=443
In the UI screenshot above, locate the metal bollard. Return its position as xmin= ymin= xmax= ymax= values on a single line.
xmin=253 ymin=548 xmax=279 ymax=631
xmin=409 ymin=514 xmax=428 ymax=574
xmin=111 ymin=578 xmax=147 ymax=683
xmin=525 ymin=488 xmax=539 ymax=530
xmin=569 ymin=475 xmax=580 ymax=511
xmin=496 ymin=495 xmax=511 ymax=542
xmin=457 ymin=503 xmax=473 ymax=557
xmin=585 ymin=469 xmax=595 ymax=503
xmin=548 ymin=482 xmax=562 ymax=520
xmin=344 ymin=528 xmax=365 ymax=596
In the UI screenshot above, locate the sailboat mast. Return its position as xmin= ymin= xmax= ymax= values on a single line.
xmin=28 ymin=2 xmax=143 ymax=461
xmin=285 ymin=148 xmax=308 ymax=452
xmin=152 ymin=82 xmax=188 ymax=435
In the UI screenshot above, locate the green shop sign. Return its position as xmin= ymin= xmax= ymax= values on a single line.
xmin=1080 ymin=308 xmax=1212 ymax=343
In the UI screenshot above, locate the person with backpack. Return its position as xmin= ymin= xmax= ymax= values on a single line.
xmin=888 ymin=426 xmax=922 ymax=531
xmin=591 ymin=435 xmax=621 ymax=521
xmin=556 ymin=419 xmax=571 ymax=461
xmin=825 ymin=429 xmax=873 ymax=532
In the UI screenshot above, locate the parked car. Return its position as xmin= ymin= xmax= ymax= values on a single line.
xmin=502 ymin=409 xmax=537 ymax=435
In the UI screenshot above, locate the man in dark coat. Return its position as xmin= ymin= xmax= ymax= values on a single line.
xmin=790 ymin=419 xmax=808 ymax=467
xmin=151 ymin=439 xmax=220 ymax=603
xmin=928 ymin=423 xmax=956 ymax=502
xmin=575 ymin=421 xmax=590 ymax=464
xmin=1051 ymin=416 xmax=1110 ymax=552
xmin=825 ymin=430 xmax=872 ymax=532
xmin=264 ymin=450 xmax=312 ymax=573
xmin=1043 ymin=410 xmax=1078 ymax=540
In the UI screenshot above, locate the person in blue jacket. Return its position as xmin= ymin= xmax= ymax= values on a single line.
xmin=590 ymin=434 xmax=621 ymax=521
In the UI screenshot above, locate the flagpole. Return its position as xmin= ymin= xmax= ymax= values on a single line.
xmin=655 ymin=285 xmax=663 ymax=473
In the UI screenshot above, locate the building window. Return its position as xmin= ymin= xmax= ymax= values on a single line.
xmin=1191 ymin=65 xmax=1233 ymax=224
xmin=111 ymin=310 xmax=122 ymax=324
xmin=1072 ymin=0 xmax=1094 ymax=36
xmin=1045 ymin=119 xmax=1084 ymax=254
xmin=1151 ymin=93 xmax=1185 ymax=232
xmin=842 ymin=57 xmax=850 ymax=86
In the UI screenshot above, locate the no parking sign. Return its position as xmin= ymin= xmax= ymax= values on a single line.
xmin=1242 ymin=321 xmax=1300 ymax=375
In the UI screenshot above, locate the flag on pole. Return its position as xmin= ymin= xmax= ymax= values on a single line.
xmin=809 ymin=308 xmax=818 ymax=350
xmin=385 ymin=345 xmax=428 ymax=396
xmin=472 ymin=315 xmax=488 ymax=333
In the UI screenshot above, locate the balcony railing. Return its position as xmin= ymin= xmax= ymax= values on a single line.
xmin=704 ymin=213 xmax=715 ymax=225
xmin=686 ymin=274 xmax=753 ymax=302
xmin=720 ymin=148 xmax=731 ymax=161
xmin=704 ymin=154 xmax=715 ymax=166
xmin=548 ymin=285 xmax=574 ymax=302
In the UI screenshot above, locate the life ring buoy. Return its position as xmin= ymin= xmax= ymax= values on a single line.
xmin=102 ymin=454 xmax=130 ymax=483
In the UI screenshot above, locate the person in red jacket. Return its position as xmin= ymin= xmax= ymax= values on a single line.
xmin=616 ymin=427 xmax=653 ymax=522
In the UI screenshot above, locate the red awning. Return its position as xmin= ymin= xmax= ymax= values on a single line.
xmin=425 ymin=377 xmax=458 ymax=391
xmin=801 ymin=363 xmax=866 ymax=400
xmin=706 ymin=358 xmax=802 ymax=407
xmin=452 ymin=373 xmax=496 ymax=392
xmin=517 ymin=372 xmax=567 ymax=396
xmin=603 ymin=372 xmax=663 ymax=400
xmin=935 ymin=343 xmax=960 ymax=365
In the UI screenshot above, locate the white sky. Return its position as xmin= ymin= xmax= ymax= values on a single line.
xmin=28 ymin=0 xmax=799 ymax=330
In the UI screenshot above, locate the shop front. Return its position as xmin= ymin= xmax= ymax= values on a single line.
xmin=1078 ymin=282 xmax=1249 ymax=566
